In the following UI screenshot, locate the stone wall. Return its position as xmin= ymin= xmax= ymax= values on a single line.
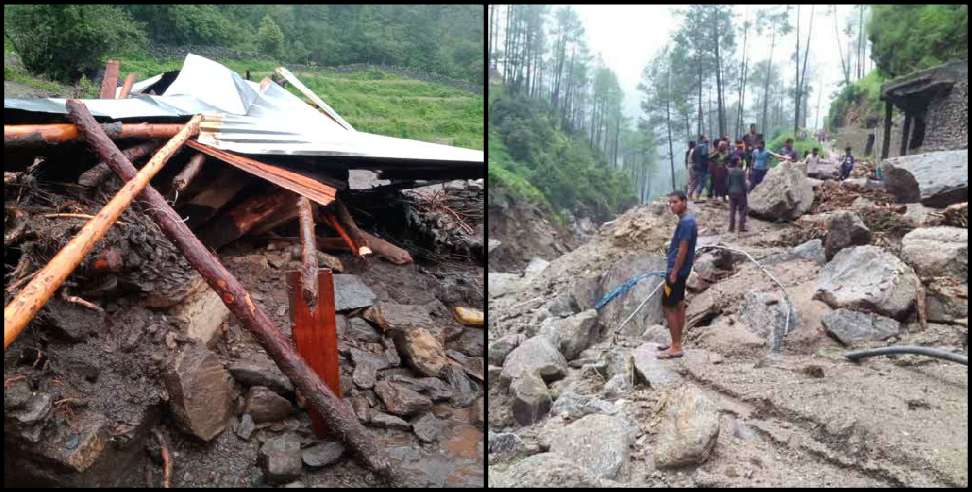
xmin=919 ymin=76 xmax=969 ymax=153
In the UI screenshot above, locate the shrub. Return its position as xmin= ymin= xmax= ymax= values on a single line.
xmin=257 ymin=15 xmax=285 ymax=60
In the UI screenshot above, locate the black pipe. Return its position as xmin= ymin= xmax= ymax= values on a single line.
xmin=844 ymin=345 xmax=967 ymax=366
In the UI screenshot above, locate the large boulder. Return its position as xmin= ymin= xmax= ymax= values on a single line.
xmin=538 ymin=309 xmax=600 ymax=360
xmin=596 ymin=255 xmax=667 ymax=339
xmin=748 ymin=162 xmax=815 ymax=221
xmin=490 ymin=452 xmax=600 ymax=488
xmin=524 ymin=257 xmax=551 ymax=276
xmin=547 ymin=413 xmax=637 ymax=479
xmin=500 ymin=336 xmax=568 ymax=385
xmin=790 ymin=239 xmax=827 ymax=265
xmin=821 ymin=309 xmax=901 ymax=346
xmin=488 ymin=333 xmax=527 ymax=367
xmin=925 ymin=280 xmax=968 ymax=323
xmin=900 ymin=227 xmax=968 ymax=280
xmin=652 ymin=385 xmax=721 ymax=468
xmin=489 ymin=273 xmax=526 ymax=298
xmin=163 ymin=344 xmax=234 ymax=442
xmin=740 ymin=291 xmax=800 ymax=345
xmin=880 ymin=149 xmax=968 ymax=207
xmin=631 ymin=343 xmax=683 ymax=389
xmin=814 ymin=246 xmax=920 ymax=320
xmin=824 ymin=211 xmax=872 ymax=260
xmin=510 ymin=373 xmax=552 ymax=426
xmin=550 ymin=391 xmax=617 ymax=421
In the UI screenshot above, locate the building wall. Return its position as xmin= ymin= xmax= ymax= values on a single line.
xmin=918 ymin=77 xmax=969 ymax=153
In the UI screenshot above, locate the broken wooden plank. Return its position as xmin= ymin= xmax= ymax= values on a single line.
xmin=5 ymin=122 xmax=193 ymax=146
xmin=181 ymin=166 xmax=251 ymax=229
xmin=118 ymin=73 xmax=136 ymax=98
xmin=332 ymin=199 xmax=373 ymax=256
xmin=320 ymin=210 xmax=359 ymax=255
xmin=3 ymin=114 xmax=202 ymax=350
xmin=274 ymin=66 xmax=354 ymax=131
xmin=171 ymin=153 xmax=206 ymax=193
xmin=184 ymin=140 xmax=336 ymax=207
xmin=297 ymin=197 xmax=319 ymax=307
xmin=249 ymin=199 xmax=300 ymax=235
xmin=78 ymin=141 xmax=162 ymax=187
xmin=99 ymin=60 xmax=120 ymax=99
xmin=63 ymin=99 xmax=401 ymax=486
xmin=196 ymin=188 xmax=295 ymax=250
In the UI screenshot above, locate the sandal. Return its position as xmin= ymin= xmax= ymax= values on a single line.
xmin=656 ymin=350 xmax=684 ymax=359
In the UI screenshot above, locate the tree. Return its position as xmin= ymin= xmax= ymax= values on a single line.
xmin=794 ymin=5 xmax=814 ymax=135
xmin=755 ymin=6 xmax=791 ymax=135
xmin=868 ymin=5 xmax=967 ymax=77
xmin=258 ymin=14 xmax=285 ymax=59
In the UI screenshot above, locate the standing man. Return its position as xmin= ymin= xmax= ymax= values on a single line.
xmin=838 ymin=146 xmax=856 ymax=180
xmin=741 ymin=123 xmax=762 ymax=169
xmin=690 ymin=135 xmax=710 ymax=201
xmin=657 ymin=190 xmax=698 ymax=359
xmin=685 ymin=140 xmax=697 ymax=194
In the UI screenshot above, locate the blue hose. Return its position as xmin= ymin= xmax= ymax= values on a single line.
xmin=595 ymin=271 xmax=666 ymax=311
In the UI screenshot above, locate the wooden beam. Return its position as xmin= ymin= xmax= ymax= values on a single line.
xmin=297 ymin=197 xmax=318 ymax=307
xmin=99 ymin=60 xmax=120 ymax=99
xmin=4 ymin=114 xmax=201 ymax=350
xmin=118 ymin=73 xmax=136 ymax=99
xmin=274 ymin=67 xmax=354 ymax=131
xmin=78 ymin=141 xmax=162 ymax=188
xmin=332 ymin=199 xmax=372 ymax=256
xmin=63 ymin=100 xmax=401 ymax=485
xmin=196 ymin=188 xmax=295 ymax=250
xmin=171 ymin=153 xmax=206 ymax=193
xmin=881 ymin=101 xmax=892 ymax=160
xmin=900 ymin=114 xmax=912 ymax=157
xmin=5 ymin=122 xmax=193 ymax=146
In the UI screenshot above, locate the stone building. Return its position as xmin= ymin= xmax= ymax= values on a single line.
xmin=879 ymin=59 xmax=968 ymax=158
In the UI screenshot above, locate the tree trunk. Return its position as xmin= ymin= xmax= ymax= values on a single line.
xmin=667 ymin=55 xmax=676 ymax=191
xmin=799 ymin=6 xmax=815 ymax=134
xmin=714 ymin=9 xmax=725 ymax=139
xmin=794 ymin=5 xmax=801 ymax=136
xmin=762 ymin=25 xmax=776 ymax=134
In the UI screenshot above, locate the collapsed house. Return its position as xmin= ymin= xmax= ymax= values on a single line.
xmin=4 ymin=54 xmax=485 ymax=487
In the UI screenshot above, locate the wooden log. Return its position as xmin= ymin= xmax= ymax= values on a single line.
xmin=181 ymin=166 xmax=251 ymax=229
xmin=3 ymin=113 xmax=201 ymax=350
xmin=359 ymin=229 xmax=413 ymax=265
xmin=5 ymin=123 xmax=193 ymax=146
xmin=249 ymin=201 xmax=299 ymax=235
xmin=320 ymin=210 xmax=358 ymax=255
xmin=332 ymin=199 xmax=372 ymax=256
xmin=274 ymin=67 xmax=354 ymax=130
xmin=63 ymin=100 xmax=400 ymax=486
xmin=78 ymin=141 xmax=162 ymax=187
xmin=297 ymin=197 xmax=318 ymax=306
xmin=196 ymin=188 xmax=295 ymax=250
xmin=99 ymin=60 xmax=120 ymax=99
xmin=171 ymin=153 xmax=206 ymax=193
xmin=317 ymin=236 xmax=353 ymax=252
xmin=118 ymin=73 xmax=136 ymax=99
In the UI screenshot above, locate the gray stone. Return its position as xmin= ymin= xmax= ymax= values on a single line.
xmin=473 ymin=397 xmax=484 ymax=428
xmin=500 ymin=336 xmax=568 ymax=385
xmin=446 ymin=350 xmax=484 ymax=382
xmin=601 ymin=373 xmax=633 ymax=400
xmin=488 ymin=273 xmax=525 ymax=298
xmin=443 ymin=363 xmax=480 ymax=407
xmin=301 ymin=441 xmax=345 ymax=468
xmin=550 ymin=391 xmax=617 ymax=421
xmin=814 ymin=246 xmax=920 ymax=320
xmin=228 ymin=353 xmax=294 ymax=395
xmin=347 ymin=317 xmax=382 ymax=343
xmin=488 ymin=239 xmax=502 ymax=254
xmin=316 ymin=251 xmax=343 ymax=272
xmin=821 ymin=309 xmax=901 ymax=345
xmin=350 ymin=348 xmax=390 ymax=389
xmin=881 ymin=149 xmax=968 ymax=207
xmin=259 ymin=433 xmax=302 ymax=484
xmin=546 ymin=294 xmax=578 ymax=318
xmin=8 ymin=391 xmax=53 ymax=427
xmin=748 ymin=162 xmax=815 ymax=220
xmin=488 ymin=333 xmax=527 ymax=366
xmin=374 ymin=380 xmax=433 ymax=416
xmin=539 ymin=309 xmax=600 ymax=361
xmin=246 ymin=386 xmax=294 ymax=424
xmin=393 ymin=327 xmax=449 ymax=378
xmin=384 ymin=373 xmax=454 ymax=401
xmin=488 ymin=431 xmax=524 ymax=456
xmin=164 ymin=343 xmax=234 ymax=442
xmin=383 ymin=338 xmax=401 ymax=367
xmin=740 ymin=291 xmax=800 ymax=342
xmin=652 ymin=385 xmax=721 ymax=468
xmin=490 ymin=452 xmax=600 ymax=488
xmin=235 ymin=413 xmax=255 ymax=441
xmin=791 ymin=239 xmax=827 ymax=265
xmin=369 ymin=411 xmax=411 ymax=430
xmin=411 ymin=413 xmax=440 ymax=443
xmin=902 ymin=203 xmax=936 ymax=227
xmin=333 ymin=274 xmax=377 ymax=311
xmin=631 ymin=343 xmax=684 ymax=388
xmin=167 ymin=275 xmax=231 ymax=345
xmin=511 ymin=373 xmax=552 ymax=426
xmin=926 ymin=281 xmax=968 ymax=323
xmin=547 ymin=413 xmax=636 ymax=479
xmin=363 ymin=302 xmax=434 ymax=333
xmin=525 ymin=257 xmax=551 ymax=276
xmin=570 ymin=274 xmax=602 ymax=312
xmin=642 ymin=323 xmax=670 ymax=345
xmin=825 ymin=211 xmax=872 ymax=259
xmin=596 ymin=255 xmax=667 ymax=340
xmin=900 ymin=227 xmax=968 ymax=280
xmin=351 ymin=395 xmax=370 ymax=423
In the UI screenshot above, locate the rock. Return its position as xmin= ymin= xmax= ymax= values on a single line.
xmin=316 ymin=251 xmax=343 ymax=272
xmin=926 ymin=281 xmax=968 ymax=323
xmin=631 ymin=343 xmax=683 ymax=388
xmin=791 ymin=239 xmax=826 ymax=265
xmin=601 ymin=373 xmax=633 ymax=400
xmin=385 ymin=373 xmax=454 ymax=401
xmin=369 ymin=411 xmax=410 ymax=430
xmin=301 ymin=441 xmax=345 ymax=468
xmin=748 ymin=162 xmax=815 ymax=220
xmin=443 ymin=363 xmax=480 ymax=407
xmin=570 ymin=274 xmax=602 ymax=312
xmin=511 ymin=372 xmax=552 ymax=425
xmin=550 ymin=391 xmax=617 ymax=421
xmin=246 ymin=386 xmax=294 ymax=424
xmin=446 ymin=350 xmax=484 ymax=382
xmin=490 ymin=452 xmax=600 ymax=487
xmin=488 ymin=333 xmax=527 ymax=366
xmin=351 ymin=395 xmax=370 ymax=423
xmin=259 ymin=433 xmax=302 ymax=484
xmin=7 ymin=390 xmax=53 ymax=428
xmin=821 ymin=309 xmax=901 ymax=345
xmin=228 ymin=353 xmax=294 ymax=395
xmin=350 ymin=348 xmax=390 ymax=389
xmin=500 ymin=335 xmax=568 ymax=385
xmin=346 ymin=317 xmax=382 ymax=343
xmin=547 ymin=294 xmax=579 ymax=318
xmin=740 ymin=291 xmax=800 ymax=342
xmin=525 ymin=257 xmax=551 ymax=276
xmin=235 ymin=413 xmax=255 ymax=441
xmin=487 ymin=365 xmax=502 ymax=385
xmin=596 ymin=255 xmax=667 ymax=339
xmin=900 ymin=227 xmax=968 ymax=280
xmin=333 ymin=274 xmax=377 ymax=311
xmin=652 ymin=385 xmax=721 ymax=468
xmin=473 ymin=397 xmax=484 ymax=428
xmin=488 ymin=273 xmax=525 ymax=298
xmin=363 ymin=302 xmax=435 ymax=334
xmin=880 ymin=149 xmax=968 ymax=207
xmin=488 ymin=239 xmax=502 ymax=254
xmin=814 ymin=246 xmax=920 ymax=320
xmin=852 ymin=196 xmax=875 ymax=210
xmin=393 ymin=328 xmax=448 ymax=378
xmin=163 ymin=344 xmax=234 ymax=442
xmin=538 ymin=309 xmax=600 ymax=360
xmin=642 ymin=324 xmax=670 ymax=345
xmin=374 ymin=380 xmax=432 ymax=416
xmin=488 ymin=431 xmax=524 ymax=456
xmin=824 ymin=211 xmax=872 ymax=260
xmin=167 ymin=275 xmax=231 ymax=345
xmin=383 ymin=339 xmax=401 ymax=367
xmin=284 ymin=481 xmax=305 ymax=488
xmin=696 ymin=318 xmax=766 ymax=357
xmin=411 ymin=413 xmax=440 ymax=442
xmin=36 ymin=297 xmax=101 ymax=342
xmin=902 ymin=203 xmax=936 ymax=227
xmin=547 ymin=413 xmax=636 ymax=479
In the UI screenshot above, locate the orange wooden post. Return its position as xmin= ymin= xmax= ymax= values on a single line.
xmin=287 ymin=269 xmax=340 ymax=438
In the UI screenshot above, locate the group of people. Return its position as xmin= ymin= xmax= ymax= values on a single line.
xmin=682 ymin=124 xmax=860 ymax=233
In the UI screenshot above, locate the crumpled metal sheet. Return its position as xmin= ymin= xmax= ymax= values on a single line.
xmin=4 ymin=53 xmax=483 ymax=166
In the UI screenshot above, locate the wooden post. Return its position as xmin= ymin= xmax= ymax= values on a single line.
xmin=78 ymin=141 xmax=162 ymax=187
xmin=4 ymin=115 xmax=201 ymax=350
xmin=900 ymin=113 xmax=912 ymax=157
xmin=171 ymin=153 xmax=206 ymax=193
xmin=62 ymin=100 xmax=400 ymax=486
xmin=297 ymin=197 xmax=318 ymax=307
xmin=881 ymin=100 xmax=892 ymax=160
xmin=118 ymin=73 xmax=136 ymax=98
xmin=99 ymin=60 xmax=120 ymax=99
xmin=5 ymin=123 xmax=192 ymax=146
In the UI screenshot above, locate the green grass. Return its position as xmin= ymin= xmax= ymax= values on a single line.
xmin=488 ymin=130 xmax=549 ymax=208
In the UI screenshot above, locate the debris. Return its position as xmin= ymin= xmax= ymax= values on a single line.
xmin=821 ymin=309 xmax=901 ymax=345
xmin=652 ymin=385 xmax=721 ymax=468
xmin=369 ymin=412 xmax=410 ymax=430
xmin=411 ymin=413 xmax=441 ymax=443
xmin=302 ymin=441 xmax=345 ymax=468
xmin=171 ymin=153 xmax=206 ymax=193
xmin=259 ymin=433 xmax=302 ymax=484
xmin=510 ymin=372 xmax=551 ymax=425
xmin=246 ymin=386 xmax=294 ymax=424
xmin=99 ymin=60 xmax=120 ymax=99
xmin=164 ymin=343 xmax=234 ymax=441
xmin=374 ymin=380 xmax=433 ymax=416
xmin=228 ymin=353 xmax=295 ymax=395
xmin=334 ymin=274 xmax=377 ymax=311
xmin=547 ymin=413 xmax=636 ymax=480
xmin=78 ymin=141 xmax=162 ymax=187
xmin=814 ymin=245 xmax=920 ymax=319
xmin=453 ymin=307 xmax=483 ymax=326
xmin=393 ymin=327 xmax=449 ymax=378
xmin=152 ymin=427 xmax=172 ymax=488
xmin=881 ymin=149 xmax=968 ymax=207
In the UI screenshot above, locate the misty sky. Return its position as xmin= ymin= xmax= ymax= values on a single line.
xmin=571 ymin=4 xmax=870 ymax=132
